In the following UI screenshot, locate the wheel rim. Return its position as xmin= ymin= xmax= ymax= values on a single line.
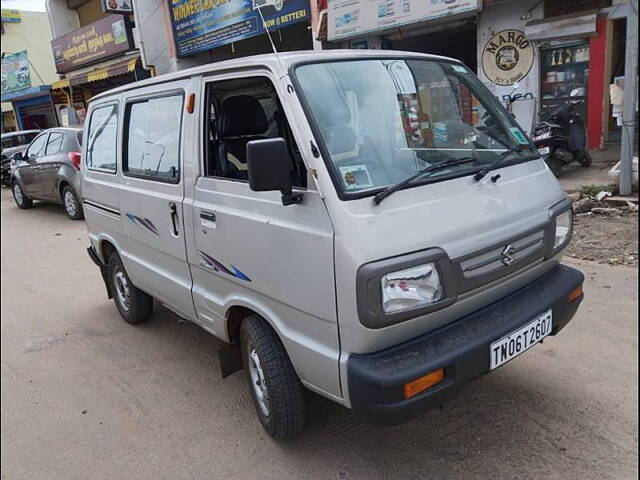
xmin=13 ymin=183 xmax=23 ymax=204
xmin=113 ymin=268 xmax=131 ymax=312
xmin=248 ymin=347 xmax=270 ymax=417
xmin=64 ymin=190 xmax=77 ymax=216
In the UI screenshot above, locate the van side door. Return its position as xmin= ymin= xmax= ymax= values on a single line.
xmin=118 ymin=82 xmax=196 ymax=320
xmin=187 ymin=72 xmax=340 ymax=397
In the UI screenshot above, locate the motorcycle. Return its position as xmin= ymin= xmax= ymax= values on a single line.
xmin=531 ymin=88 xmax=591 ymax=177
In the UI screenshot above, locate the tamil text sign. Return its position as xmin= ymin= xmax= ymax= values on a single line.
xmin=168 ymin=0 xmax=310 ymax=57
xmin=51 ymin=14 xmax=133 ymax=74
xmin=328 ymin=0 xmax=479 ymax=41
xmin=1 ymin=51 xmax=31 ymax=95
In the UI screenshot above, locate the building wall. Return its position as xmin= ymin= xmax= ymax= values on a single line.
xmin=1 ymin=10 xmax=60 ymax=87
xmin=477 ymin=0 xmax=544 ymax=134
xmin=46 ymin=0 xmax=80 ymax=38
xmin=133 ymin=0 xmax=198 ymax=75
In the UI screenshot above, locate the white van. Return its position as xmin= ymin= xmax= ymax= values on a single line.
xmin=82 ymin=50 xmax=584 ymax=438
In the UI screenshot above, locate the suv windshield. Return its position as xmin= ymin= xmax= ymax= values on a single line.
xmin=294 ymin=59 xmax=535 ymax=195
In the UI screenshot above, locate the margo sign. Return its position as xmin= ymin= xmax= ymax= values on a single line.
xmin=482 ymin=29 xmax=534 ymax=86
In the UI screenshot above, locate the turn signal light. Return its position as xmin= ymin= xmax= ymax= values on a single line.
xmin=186 ymin=93 xmax=195 ymax=113
xmin=568 ymin=284 xmax=583 ymax=303
xmin=403 ymin=368 xmax=444 ymax=399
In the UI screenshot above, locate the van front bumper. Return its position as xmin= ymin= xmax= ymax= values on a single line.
xmin=347 ymin=264 xmax=584 ymax=427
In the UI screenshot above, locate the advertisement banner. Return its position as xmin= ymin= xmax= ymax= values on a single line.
xmin=51 ymin=14 xmax=133 ymax=74
xmin=168 ymin=0 xmax=310 ymax=57
xmin=328 ymin=0 xmax=479 ymax=41
xmin=1 ymin=51 xmax=31 ymax=95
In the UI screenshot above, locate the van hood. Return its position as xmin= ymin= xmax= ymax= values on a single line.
xmin=328 ymin=159 xmax=567 ymax=354
xmin=332 ymin=159 xmax=564 ymax=264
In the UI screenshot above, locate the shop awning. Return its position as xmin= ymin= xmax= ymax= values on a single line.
xmin=52 ymin=56 xmax=140 ymax=89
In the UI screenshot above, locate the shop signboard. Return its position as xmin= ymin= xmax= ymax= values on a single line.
xmin=481 ymin=29 xmax=534 ymax=86
xmin=328 ymin=0 xmax=479 ymax=41
xmin=1 ymin=51 xmax=31 ymax=95
xmin=1 ymin=9 xmax=21 ymax=22
xmin=51 ymin=14 xmax=133 ymax=74
xmin=101 ymin=0 xmax=133 ymax=14
xmin=168 ymin=0 xmax=310 ymax=57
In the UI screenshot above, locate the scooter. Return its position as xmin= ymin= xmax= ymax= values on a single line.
xmin=531 ymin=88 xmax=591 ymax=177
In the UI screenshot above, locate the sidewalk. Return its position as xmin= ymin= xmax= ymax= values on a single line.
xmin=559 ymin=144 xmax=621 ymax=193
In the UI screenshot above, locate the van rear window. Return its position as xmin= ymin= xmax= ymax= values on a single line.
xmin=123 ymin=94 xmax=183 ymax=183
xmin=86 ymin=104 xmax=118 ymax=172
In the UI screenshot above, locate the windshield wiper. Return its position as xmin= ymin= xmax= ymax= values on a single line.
xmin=373 ymin=157 xmax=475 ymax=205
xmin=473 ymin=144 xmax=534 ymax=181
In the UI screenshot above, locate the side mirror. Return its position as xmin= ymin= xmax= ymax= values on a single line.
xmin=247 ymin=138 xmax=303 ymax=206
xmin=12 ymin=152 xmax=24 ymax=161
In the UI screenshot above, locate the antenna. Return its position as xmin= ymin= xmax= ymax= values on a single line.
xmin=254 ymin=2 xmax=286 ymax=76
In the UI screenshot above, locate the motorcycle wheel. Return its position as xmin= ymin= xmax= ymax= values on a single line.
xmin=577 ymin=151 xmax=592 ymax=168
xmin=547 ymin=157 xmax=563 ymax=177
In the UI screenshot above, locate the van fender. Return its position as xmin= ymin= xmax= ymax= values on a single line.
xmin=218 ymin=297 xmax=301 ymax=379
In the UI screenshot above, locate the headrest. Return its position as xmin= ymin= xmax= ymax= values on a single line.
xmin=219 ymin=95 xmax=268 ymax=137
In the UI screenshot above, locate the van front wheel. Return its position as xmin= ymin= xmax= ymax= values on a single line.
xmin=240 ymin=315 xmax=306 ymax=439
xmin=107 ymin=253 xmax=153 ymax=324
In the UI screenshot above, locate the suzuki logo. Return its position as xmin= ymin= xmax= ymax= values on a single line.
xmin=501 ymin=244 xmax=516 ymax=266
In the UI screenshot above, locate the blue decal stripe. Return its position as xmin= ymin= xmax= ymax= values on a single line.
xmin=199 ymin=251 xmax=251 ymax=282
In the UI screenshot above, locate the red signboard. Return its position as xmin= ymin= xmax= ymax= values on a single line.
xmin=51 ymin=14 xmax=133 ymax=74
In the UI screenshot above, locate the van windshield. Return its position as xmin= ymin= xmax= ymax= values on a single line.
xmin=294 ymin=59 xmax=535 ymax=195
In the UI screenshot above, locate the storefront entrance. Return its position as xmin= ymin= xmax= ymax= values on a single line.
xmin=384 ymin=22 xmax=478 ymax=73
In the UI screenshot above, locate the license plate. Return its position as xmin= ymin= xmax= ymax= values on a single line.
xmin=538 ymin=146 xmax=550 ymax=155
xmin=490 ymin=310 xmax=552 ymax=370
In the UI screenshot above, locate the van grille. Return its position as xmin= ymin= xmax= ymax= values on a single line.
xmin=459 ymin=229 xmax=546 ymax=279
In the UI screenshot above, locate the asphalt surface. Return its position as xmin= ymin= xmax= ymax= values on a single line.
xmin=1 ymin=187 xmax=638 ymax=480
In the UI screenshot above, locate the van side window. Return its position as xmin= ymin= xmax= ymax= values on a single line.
xmin=87 ymin=104 xmax=118 ymax=172
xmin=204 ymin=77 xmax=306 ymax=188
xmin=124 ymin=94 xmax=183 ymax=183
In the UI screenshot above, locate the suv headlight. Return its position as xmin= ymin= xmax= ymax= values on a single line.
xmin=553 ymin=208 xmax=572 ymax=249
xmin=381 ymin=263 xmax=443 ymax=313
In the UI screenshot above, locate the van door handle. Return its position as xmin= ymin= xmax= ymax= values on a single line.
xmin=200 ymin=211 xmax=216 ymax=222
xmin=200 ymin=211 xmax=216 ymax=233
xmin=169 ymin=202 xmax=179 ymax=237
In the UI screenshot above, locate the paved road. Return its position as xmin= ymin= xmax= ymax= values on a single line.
xmin=1 ymin=188 xmax=638 ymax=480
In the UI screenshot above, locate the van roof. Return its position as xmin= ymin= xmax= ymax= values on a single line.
xmin=88 ymin=49 xmax=461 ymax=103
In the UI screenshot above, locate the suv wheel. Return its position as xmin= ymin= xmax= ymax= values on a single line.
xmin=12 ymin=181 xmax=32 ymax=209
xmin=62 ymin=185 xmax=84 ymax=220
xmin=240 ymin=315 xmax=306 ymax=439
xmin=107 ymin=252 xmax=153 ymax=324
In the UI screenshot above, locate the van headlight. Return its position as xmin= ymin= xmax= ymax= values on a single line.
xmin=381 ymin=263 xmax=443 ymax=313
xmin=553 ymin=209 xmax=573 ymax=249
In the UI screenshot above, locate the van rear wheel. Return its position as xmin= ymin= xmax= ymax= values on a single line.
xmin=107 ymin=253 xmax=153 ymax=324
xmin=240 ymin=315 xmax=306 ymax=439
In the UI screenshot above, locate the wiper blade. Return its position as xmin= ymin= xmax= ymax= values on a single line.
xmin=473 ymin=144 xmax=534 ymax=181
xmin=373 ymin=157 xmax=475 ymax=205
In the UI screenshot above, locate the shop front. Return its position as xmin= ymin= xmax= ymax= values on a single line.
xmin=166 ymin=0 xmax=312 ymax=63
xmin=326 ymin=0 xmax=481 ymax=71
xmin=49 ymin=13 xmax=150 ymax=126
xmin=1 ymin=50 xmax=58 ymax=131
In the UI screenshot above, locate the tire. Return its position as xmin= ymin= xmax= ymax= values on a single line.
xmin=12 ymin=180 xmax=33 ymax=209
xmin=577 ymin=151 xmax=592 ymax=168
xmin=62 ymin=185 xmax=84 ymax=220
xmin=107 ymin=252 xmax=153 ymax=324
xmin=547 ymin=157 xmax=563 ymax=177
xmin=240 ymin=315 xmax=306 ymax=439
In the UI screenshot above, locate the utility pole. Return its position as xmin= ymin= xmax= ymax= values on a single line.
xmin=619 ymin=0 xmax=638 ymax=196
